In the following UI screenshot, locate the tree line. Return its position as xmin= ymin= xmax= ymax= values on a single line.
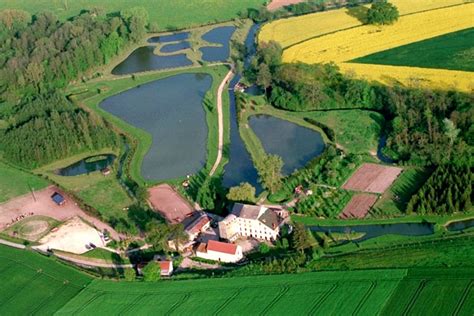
xmin=0 ymin=7 xmax=149 ymax=168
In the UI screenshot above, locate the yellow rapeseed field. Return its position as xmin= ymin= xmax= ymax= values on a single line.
xmin=340 ymin=63 xmax=474 ymax=93
xmin=283 ymin=4 xmax=474 ymax=64
xmin=259 ymin=0 xmax=467 ymax=48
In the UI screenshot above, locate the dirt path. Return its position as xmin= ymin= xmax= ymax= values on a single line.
xmin=209 ymin=68 xmax=234 ymax=176
xmin=267 ymin=0 xmax=306 ymax=11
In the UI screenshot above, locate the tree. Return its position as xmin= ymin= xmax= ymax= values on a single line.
xmin=256 ymin=154 xmax=283 ymax=193
xmin=196 ymin=179 xmax=216 ymax=210
xmin=443 ymin=118 xmax=460 ymax=146
xmin=121 ymin=7 xmax=149 ymax=42
xmin=145 ymin=221 xmax=171 ymax=252
xmin=135 ymin=186 xmax=150 ymax=204
xmin=227 ymin=182 xmax=256 ymax=203
xmin=367 ymin=0 xmax=399 ymax=25
xmin=291 ymin=223 xmax=317 ymax=253
xmin=142 ymin=261 xmax=160 ymax=281
xmin=259 ymin=243 xmax=270 ymax=254
xmin=256 ymin=63 xmax=272 ymax=90
xmin=169 ymin=224 xmax=188 ymax=252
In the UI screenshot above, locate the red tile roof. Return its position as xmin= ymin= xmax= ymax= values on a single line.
xmin=159 ymin=261 xmax=172 ymax=272
xmin=207 ymin=240 xmax=237 ymax=255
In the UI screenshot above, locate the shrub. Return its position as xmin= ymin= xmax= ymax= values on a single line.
xmin=367 ymin=0 xmax=399 ymax=25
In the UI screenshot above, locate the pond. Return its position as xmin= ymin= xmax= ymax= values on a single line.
xmin=222 ymin=24 xmax=261 ymax=191
xmin=249 ymin=115 xmax=325 ymax=175
xmin=200 ymin=26 xmax=236 ymax=62
xmin=148 ymin=32 xmax=190 ymax=43
xmin=160 ymin=41 xmax=191 ymax=53
xmin=57 ymin=154 xmax=116 ymax=176
xmin=112 ymin=46 xmax=192 ymax=75
xmin=446 ymin=218 xmax=474 ymax=231
xmin=309 ymin=222 xmax=435 ymax=242
xmin=100 ymin=73 xmax=212 ymax=181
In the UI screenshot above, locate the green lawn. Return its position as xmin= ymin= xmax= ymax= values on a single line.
xmin=0 ymin=161 xmax=49 ymax=203
xmin=352 ymin=27 xmax=474 ymax=72
xmin=0 ymin=0 xmax=266 ymax=31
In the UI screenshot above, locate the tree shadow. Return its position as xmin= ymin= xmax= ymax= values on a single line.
xmin=346 ymin=6 xmax=369 ymax=24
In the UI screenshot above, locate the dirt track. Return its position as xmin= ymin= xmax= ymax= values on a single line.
xmin=148 ymin=184 xmax=194 ymax=224
xmin=0 ymin=186 xmax=122 ymax=240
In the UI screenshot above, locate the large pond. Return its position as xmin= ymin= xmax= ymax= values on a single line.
xmin=100 ymin=73 xmax=212 ymax=181
xmin=57 ymin=154 xmax=116 ymax=176
xmin=446 ymin=218 xmax=474 ymax=232
xmin=200 ymin=26 xmax=236 ymax=62
xmin=112 ymin=46 xmax=192 ymax=75
xmin=222 ymin=24 xmax=261 ymax=190
xmin=249 ymin=115 xmax=325 ymax=175
xmin=309 ymin=222 xmax=435 ymax=242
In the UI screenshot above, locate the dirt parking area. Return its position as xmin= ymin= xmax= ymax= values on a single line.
xmin=340 ymin=193 xmax=378 ymax=219
xmin=37 ymin=216 xmax=104 ymax=254
xmin=267 ymin=0 xmax=306 ymax=11
xmin=342 ymin=163 xmax=402 ymax=194
xmin=148 ymin=184 xmax=195 ymax=224
xmin=0 ymin=185 xmax=121 ymax=240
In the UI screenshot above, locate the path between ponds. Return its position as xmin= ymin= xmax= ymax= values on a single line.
xmin=209 ymin=68 xmax=234 ymax=176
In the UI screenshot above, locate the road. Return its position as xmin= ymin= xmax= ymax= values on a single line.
xmin=209 ymin=68 xmax=234 ymax=176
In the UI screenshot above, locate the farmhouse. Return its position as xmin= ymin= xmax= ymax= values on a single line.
xmin=219 ymin=204 xmax=286 ymax=242
xmin=196 ymin=240 xmax=243 ymax=263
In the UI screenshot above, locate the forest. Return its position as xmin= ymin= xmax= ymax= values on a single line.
xmin=0 ymin=8 xmax=148 ymax=168
xmin=406 ymin=165 xmax=472 ymax=214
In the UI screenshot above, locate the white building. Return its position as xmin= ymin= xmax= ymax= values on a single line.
xmin=159 ymin=261 xmax=173 ymax=277
xmin=196 ymin=240 xmax=243 ymax=263
xmin=219 ymin=204 xmax=286 ymax=242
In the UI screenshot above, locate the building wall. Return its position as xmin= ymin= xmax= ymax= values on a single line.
xmin=219 ymin=215 xmax=279 ymax=241
xmin=196 ymin=247 xmax=243 ymax=263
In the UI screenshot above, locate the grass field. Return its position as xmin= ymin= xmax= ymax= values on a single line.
xmin=0 ymin=245 xmax=92 ymax=315
xmin=0 ymin=161 xmax=49 ymax=203
xmin=259 ymin=0 xmax=468 ymax=48
xmin=352 ymin=27 xmax=474 ymax=72
xmin=0 ymin=0 xmax=266 ymax=31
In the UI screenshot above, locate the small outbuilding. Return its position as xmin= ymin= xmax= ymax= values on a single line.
xmin=196 ymin=240 xmax=243 ymax=263
xmin=51 ymin=192 xmax=65 ymax=206
xmin=159 ymin=260 xmax=174 ymax=277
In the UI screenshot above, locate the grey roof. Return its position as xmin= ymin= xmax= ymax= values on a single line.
xmin=231 ymin=203 xmax=261 ymax=220
xmin=258 ymin=209 xmax=281 ymax=230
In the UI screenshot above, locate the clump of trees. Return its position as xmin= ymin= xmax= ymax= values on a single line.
xmin=256 ymin=154 xmax=284 ymax=194
xmin=367 ymin=0 xmax=399 ymax=25
xmin=0 ymin=8 xmax=149 ymax=168
xmin=407 ymin=165 xmax=472 ymax=214
xmin=227 ymin=182 xmax=256 ymax=203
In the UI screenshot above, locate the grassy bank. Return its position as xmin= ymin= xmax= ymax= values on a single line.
xmin=0 ymin=0 xmax=266 ymax=31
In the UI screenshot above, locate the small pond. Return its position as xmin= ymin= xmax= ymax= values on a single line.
xmin=377 ymin=135 xmax=395 ymax=164
xmin=100 ymin=73 xmax=212 ymax=181
xmin=309 ymin=222 xmax=435 ymax=242
xmin=57 ymin=154 xmax=115 ymax=176
xmin=160 ymin=41 xmax=191 ymax=53
xmin=148 ymin=32 xmax=189 ymax=43
xmin=222 ymin=24 xmax=261 ymax=191
xmin=446 ymin=218 xmax=474 ymax=232
xmin=112 ymin=46 xmax=192 ymax=75
xmin=249 ymin=115 xmax=325 ymax=175
xmin=200 ymin=26 xmax=236 ymax=62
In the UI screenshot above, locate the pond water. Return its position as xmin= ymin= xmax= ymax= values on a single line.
xmin=200 ymin=26 xmax=236 ymax=62
xmin=446 ymin=218 xmax=474 ymax=231
xmin=309 ymin=222 xmax=434 ymax=242
xmin=377 ymin=135 xmax=395 ymax=164
xmin=249 ymin=115 xmax=325 ymax=175
xmin=222 ymin=24 xmax=261 ymax=191
xmin=112 ymin=46 xmax=192 ymax=75
xmin=100 ymin=73 xmax=212 ymax=181
xmin=160 ymin=41 xmax=191 ymax=53
xmin=148 ymin=32 xmax=189 ymax=43
xmin=57 ymin=154 xmax=115 ymax=176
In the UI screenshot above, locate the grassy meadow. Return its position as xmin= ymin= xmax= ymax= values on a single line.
xmin=353 ymin=28 xmax=474 ymax=72
xmin=0 ymin=0 xmax=266 ymax=31
xmin=0 ymin=161 xmax=49 ymax=203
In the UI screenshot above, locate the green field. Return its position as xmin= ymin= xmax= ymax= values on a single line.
xmin=0 ymin=0 xmax=266 ymax=31
xmin=0 ymin=161 xmax=49 ymax=203
xmin=352 ymin=27 xmax=474 ymax=72
xmin=0 ymin=245 xmax=92 ymax=315
xmin=2 ymin=244 xmax=474 ymax=315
